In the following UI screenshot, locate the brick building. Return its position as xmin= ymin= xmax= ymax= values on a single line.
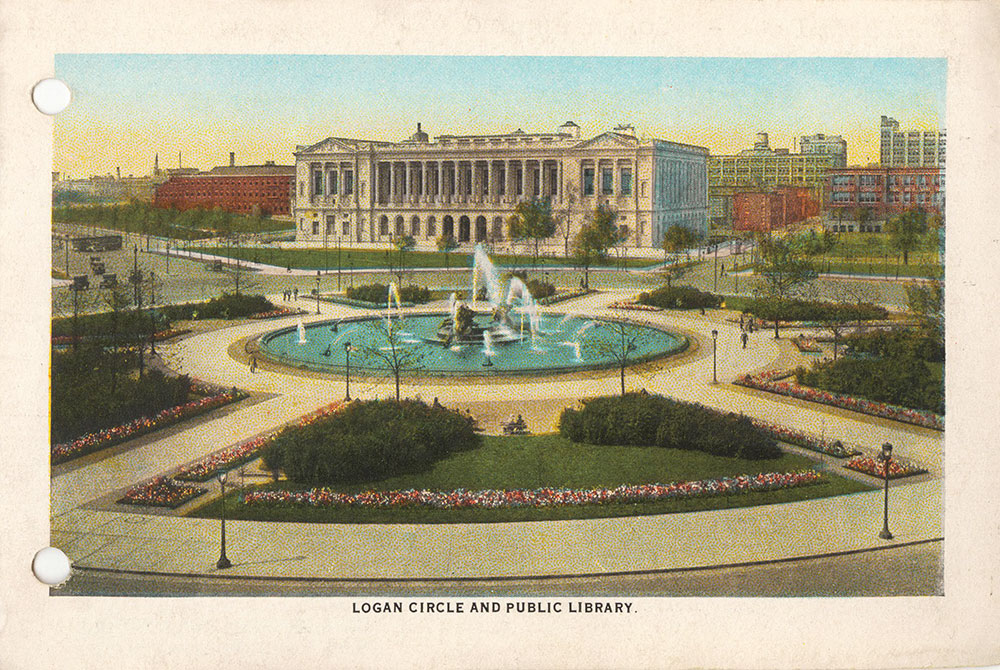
xmin=825 ymin=166 xmax=944 ymax=232
xmin=732 ymin=186 xmax=818 ymax=232
xmin=154 ymin=157 xmax=295 ymax=215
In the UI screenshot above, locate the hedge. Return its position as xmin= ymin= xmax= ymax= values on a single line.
xmin=159 ymin=293 xmax=275 ymax=320
xmin=261 ymin=399 xmax=481 ymax=484
xmin=638 ymin=286 xmax=722 ymax=310
xmin=346 ymin=283 xmax=430 ymax=305
xmin=744 ymin=298 xmax=888 ymax=324
xmin=558 ymin=393 xmax=781 ymax=460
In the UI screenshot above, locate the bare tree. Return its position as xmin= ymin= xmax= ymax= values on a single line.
xmin=359 ymin=318 xmax=424 ymax=401
xmin=581 ymin=319 xmax=654 ymax=396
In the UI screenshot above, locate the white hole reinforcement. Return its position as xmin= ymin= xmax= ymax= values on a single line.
xmin=32 ymin=78 xmax=71 ymax=115
xmin=32 ymin=547 xmax=71 ymax=585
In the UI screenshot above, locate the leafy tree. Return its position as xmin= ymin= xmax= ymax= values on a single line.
xmin=754 ymin=237 xmax=818 ymax=338
xmin=887 ymin=208 xmax=928 ymax=265
xmin=391 ymin=234 xmax=416 ymax=286
xmin=660 ymin=224 xmax=700 ymax=262
xmin=581 ymin=321 xmax=655 ymax=396
xmin=359 ymin=318 xmax=424 ymax=402
xmin=507 ymin=198 xmax=556 ymax=271
xmin=556 ymin=181 xmax=581 ymax=258
xmin=906 ymin=280 xmax=944 ymax=347
xmin=436 ymin=233 xmax=458 ymax=269
xmin=572 ymin=203 xmax=619 ymax=289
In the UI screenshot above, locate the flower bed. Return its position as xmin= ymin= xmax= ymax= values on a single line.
xmin=174 ymin=401 xmax=344 ymax=481
xmin=242 ymin=470 xmax=822 ymax=510
xmin=747 ymin=419 xmax=862 ymax=458
xmin=248 ymin=307 xmax=305 ymax=320
xmin=117 ymin=477 xmax=207 ymax=508
xmin=51 ymin=328 xmax=191 ymax=346
xmin=607 ymin=299 xmax=663 ymax=312
xmin=51 ymin=386 xmax=249 ymax=464
xmin=735 ymin=371 xmax=944 ymax=430
xmin=792 ymin=337 xmax=823 ymax=353
xmin=844 ymin=456 xmax=928 ymax=480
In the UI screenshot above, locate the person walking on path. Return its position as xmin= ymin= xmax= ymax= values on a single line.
xmin=249 ymin=355 xmax=257 ymax=373
xmin=293 ymin=287 xmax=299 ymax=300
xmin=739 ymin=313 xmax=745 ymax=330
xmin=741 ymin=331 xmax=748 ymax=349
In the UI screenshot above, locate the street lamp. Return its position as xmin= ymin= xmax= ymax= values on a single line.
xmin=343 ymin=340 xmax=353 ymax=400
xmin=711 ymin=329 xmax=718 ymax=384
xmin=878 ymin=443 xmax=894 ymax=540
xmin=337 ymin=235 xmax=342 ymax=292
xmin=216 ymin=471 xmax=232 ymax=569
xmin=315 ymin=270 xmax=321 ymax=315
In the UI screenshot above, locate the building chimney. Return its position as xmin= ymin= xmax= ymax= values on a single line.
xmin=154 ymin=153 xmax=159 ymax=174
xmin=116 ymin=166 xmax=121 ymax=180
xmin=229 ymin=152 xmax=235 ymax=167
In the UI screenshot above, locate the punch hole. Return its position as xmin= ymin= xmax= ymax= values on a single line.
xmin=32 ymin=78 xmax=71 ymax=115
xmin=32 ymin=547 xmax=71 ymax=585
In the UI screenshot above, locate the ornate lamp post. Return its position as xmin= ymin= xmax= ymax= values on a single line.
xmin=343 ymin=340 xmax=353 ymax=401
xmin=216 ymin=471 xmax=232 ymax=569
xmin=315 ymin=270 xmax=321 ymax=315
xmin=879 ymin=442 xmax=894 ymax=540
xmin=711 ymin=329 xmax=719 ymax=384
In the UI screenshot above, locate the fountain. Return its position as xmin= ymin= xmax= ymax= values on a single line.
xmin=259 ymin=244 xmax=687 ymax=376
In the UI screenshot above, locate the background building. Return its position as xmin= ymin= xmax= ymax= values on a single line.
xmin=824 ymin=165 xmax=944 ymax=231
xmin=798 ymin=133 xmax=847 ymax=166
xmin=732 ymin=186 xmax=818 ymax=233
xmin=292 ymin=123 xmax=708 ymax=250
xmin=879 ymin=116 xmax=946 ymax=168
xmin=154 ymin=155 xmax=295 ymax=215
xmin=708 ymin=132 xmax=832 ymax=230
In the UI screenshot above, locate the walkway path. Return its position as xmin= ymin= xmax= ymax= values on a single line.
xmin=50 ymin=289 xmax=943 ymax=582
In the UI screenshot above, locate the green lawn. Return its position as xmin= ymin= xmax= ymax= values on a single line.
xmin=189 ymin=434 xmax=870 ymax=524
xmin=812 ymin=258 xmax=942 ymax=279
xmin=200 ymin=247 xmax=660 ymax=271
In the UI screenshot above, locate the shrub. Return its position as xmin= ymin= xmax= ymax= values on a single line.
xmin=638 ymin=285 xmax=722 ymax=310
xmin=262 ymin=399 xmax=481 ymax=484
xmin=745 ymin=298 xmax=887 ymax=324
xmin=797 ymin=354 xmax=943 ymax=414
xmin=160 ymin=293 xmax=274 ymax=320
xmin=525 ymin=279 xmax=556 ymax=300
xmin=559 ymin=393 xmax=781 ymax=460
xmin=52 ymin=310 xmax=170 ymax=340
xmin=346 ymin=283 xmax=429 ymax=305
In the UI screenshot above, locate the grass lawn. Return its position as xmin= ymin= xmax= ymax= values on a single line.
xmin=189 ymin=434 xmax=870 ymax=524
xmin=201 ymin=247 xmax=660 ymax=271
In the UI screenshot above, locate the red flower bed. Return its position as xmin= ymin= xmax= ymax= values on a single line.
xmin=607 ymin=299 xmax=662 ymax=312
xmin=117 ymin=477 xmax=206 ymax=508
xmin=844 ymin=456 xmax=927 ymax=480
xmin=174 ymin=401 xmax=344 ymax=481
xmin=735 ymin=371 xmax=944 ymax=430
xmin=243 ymin=470 xmax=822 ymax=510
xmin=51 ymin=386 xmax=249 ymax=464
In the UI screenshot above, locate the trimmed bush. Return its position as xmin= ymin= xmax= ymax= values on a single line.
xmin=744 ymin=298 xmax=887 ymax=324
xmin=525 ymin=279 xmax=556 ymax=300
xmin=261 ymin=399 xmax=481 ymax=484
xmin=638 ymin=285 xmax=722 ymax=310
xmin=346 ymin=283 xmax=430 ymax=305
xmin=160 ymin=293 xmax=275 ymax=320
xmin=558 ymin=393 xmax=781 ymax=460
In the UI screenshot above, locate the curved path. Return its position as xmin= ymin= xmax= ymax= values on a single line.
xmin=50 ymin=290 xmax=943 ymax=583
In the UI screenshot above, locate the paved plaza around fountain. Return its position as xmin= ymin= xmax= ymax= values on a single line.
xmin=49 ymin=272 xmax=944 ymax=589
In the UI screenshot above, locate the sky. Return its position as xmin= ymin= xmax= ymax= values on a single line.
xmin=53 ymin=55 xmax=946 ymax=179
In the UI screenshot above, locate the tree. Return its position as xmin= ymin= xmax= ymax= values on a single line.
xmin=556 ymin=181 xmax=581 ymax=258
xmin=887 ymin=208 xmax=928 ymax=265
xmin=573 ymin=203 xmax=619 ymax=289
xmin=581 ymin=320 xmax=654 ymax=396
xmin=436 ymin=233 xmax=458 ymax=269
xmin=391 ymin=234 xmax=416 ymax=286
xmin=906 ymin=280 xmax=944 ymax=346
xmin=755 ymin=237 xmax=818 ymax=338
xmin=359 ymin=318 xmax=424 ymax=402
xmin=661 ymin=224 xmax=700 ymax=263
xmin=507 ymin=198 xmax=556 ymax=271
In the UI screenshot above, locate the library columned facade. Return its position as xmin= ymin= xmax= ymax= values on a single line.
xmin=293 ymin=123 xmax=708 ymax=250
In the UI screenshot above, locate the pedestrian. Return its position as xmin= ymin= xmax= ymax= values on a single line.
xmin=741 ymin=331 xmax=748 ymax=349
xmin=739 ymin=313 xmax=745 ymax=330
xmin=293 ymin=287 xmax=299 ymax=300
xmin=249 ymin=355 xmax=257 ymax=373
xmin=720 ymin=262 xmax=725 ymax=276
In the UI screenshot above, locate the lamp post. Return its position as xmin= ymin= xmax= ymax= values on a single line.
xmin=878 ymin=442 xmax=894 ymax=540
xmin=711 ymin=329 xmax=718 ymax=384
xmin=216 ymin=471 xmax=232 ymax=569
xmin=337 ymin=235 xmax=342 ymax=292
xmin=343 ymin=340 xmax=352 ymax=401
xmin=315 ymin=271 xmax=321 ymax=315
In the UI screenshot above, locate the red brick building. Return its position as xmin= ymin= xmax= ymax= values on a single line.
xmin=732 ymin=186 xmax=818 ymax=232
xmin=825 ymin=166 xmax=944 ymax=231
xmin=154 ymin=161 xmax=295 ymax=215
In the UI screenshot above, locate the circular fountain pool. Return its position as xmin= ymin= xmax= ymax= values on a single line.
xmin=257 ymin=312 xmax=688 ymax=377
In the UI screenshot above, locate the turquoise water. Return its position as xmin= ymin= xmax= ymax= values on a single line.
xmin=258 ymin=313 xmax=686 ymax=376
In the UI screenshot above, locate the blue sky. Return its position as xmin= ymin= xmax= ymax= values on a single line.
xmin=54 ymin=55 xmax=946 ymax=178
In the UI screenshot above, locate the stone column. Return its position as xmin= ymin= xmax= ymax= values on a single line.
xmin=486 ymin=160 xmax=493 ymax=201
xmin=390 ymin=162 xmax=397 ymax=203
